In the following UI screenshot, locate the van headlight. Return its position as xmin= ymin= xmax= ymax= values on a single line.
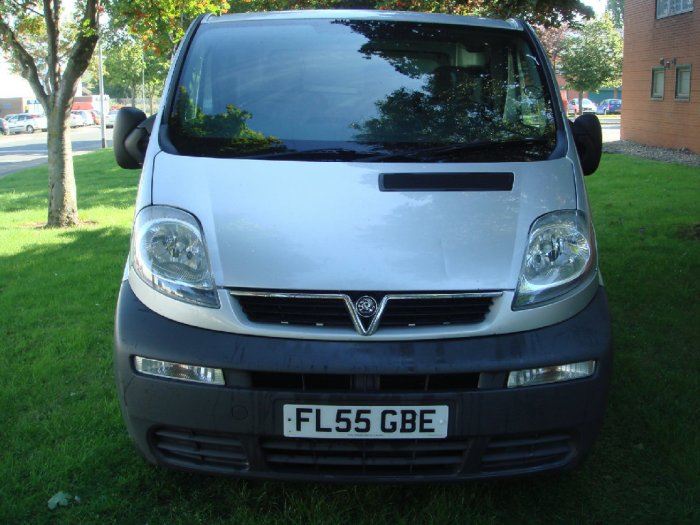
xmin=513 ymin=210 xmax=595 ymax=309
xmin=131 ymin=206 xmax=219 ymax=308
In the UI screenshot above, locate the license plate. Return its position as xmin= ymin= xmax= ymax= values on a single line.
xmin=283 ymin=404 xmax=449 ymax=439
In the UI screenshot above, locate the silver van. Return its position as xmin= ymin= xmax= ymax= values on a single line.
xmin=113 ymin=10 xmax=611 ymax=481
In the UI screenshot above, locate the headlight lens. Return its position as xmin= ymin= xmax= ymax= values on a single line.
xmin=131 ymin=206 xmax=219 ymax=308
xmin=513 ymin=210 xmax=595 ymax=309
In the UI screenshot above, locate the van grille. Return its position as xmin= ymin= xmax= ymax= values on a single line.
xmin=151 ymin=427 xmax=249 ymax=473
xmin=260 ymin=438 xmax=469 ymax=476
xmin=235 ymin=295 xmax=353 ymax=328
xmin=230 ymin=290 xmax=499 ymax=336
xmin=381 ymin=296 xmax=494 ymax=326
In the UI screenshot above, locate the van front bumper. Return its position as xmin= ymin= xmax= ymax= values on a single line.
xmin=114 ymin=281 xmax=612 ymax=482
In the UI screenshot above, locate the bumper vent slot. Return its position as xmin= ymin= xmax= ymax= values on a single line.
xmin=481 ymin=432 xmax=574 ymax=473
xmin=151 ymin=428 xmax=249 ymax=473
xmin=250 ymin=372 xmax=480 ymax=392
xmin=261 ymin=438 xmax=469 ymax=476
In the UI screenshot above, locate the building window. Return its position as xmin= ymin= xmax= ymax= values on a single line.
xmin=675 ymin=65 xmax=692 ymax=100
xmin=657 ymin=0 xmax=694 ymax=18
xmin=651 ymin=67 xmax=665 ymax=99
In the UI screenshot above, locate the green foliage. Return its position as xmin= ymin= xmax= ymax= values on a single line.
xmin=109 ymin=0 xmax=595 ymax=59
xmin=103 ymin=40 xmax=146 ymax=100
xmin=0 ymin=2 xmax=84 ymax=99
xmin=231 ymin=0 xmax=594 ymax=27
xmin=560 ymin=13 xmax=623 ymax=94
xmin=534 ymin=23 xmax=569 ymax=70
xmin=107 ymin=0 xmax=230 ymax=56
xmin=606 ymin=0 xmax=624 ymax=28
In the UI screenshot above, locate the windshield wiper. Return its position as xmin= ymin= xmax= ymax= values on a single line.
xmin=242 ymin=148 xmax=378 ymax=161
xmin=237 ymin=139 xmax=551 ymax=162
xmin=362 ymin=138 xmax=552 ymax=162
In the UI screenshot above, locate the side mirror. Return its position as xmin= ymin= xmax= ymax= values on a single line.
xmin=570 ymin=114 xmax=602 ymax=175
xmin=114 ymin=107 xmax=154 ymax=169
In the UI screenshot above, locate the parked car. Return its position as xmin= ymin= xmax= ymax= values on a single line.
xmin=113 ymin=10 xmax=610 ymax=482
xmin=70 ymin=110 xmax=87 ymax=127
xmin=597 ymin=99 xmax=621 ymax=115
xmin=581 ymin=98 xmax=597 ymax=113
xmin=76 ymin=109 xmax=95 ymax=125
xmin=567 ymin=98 xmax=596 ymax=115
xmin=7 ymin=113 xmax=47 ymax=134
xmin=0 ymin=117 xmax=9 ymax=135
xmin=104 ymin=109 xmax=119 ymax=128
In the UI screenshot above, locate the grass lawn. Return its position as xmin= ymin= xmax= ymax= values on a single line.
xmin=0 ymin=150 xmax=698 ymax=524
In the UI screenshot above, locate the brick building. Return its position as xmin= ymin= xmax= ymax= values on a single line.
xmin=621 ymin=0 xmax=699 ymax=152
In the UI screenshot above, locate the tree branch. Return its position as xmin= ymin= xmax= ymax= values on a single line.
xmin=0 ymin=16 xmax=49 ymax=110
xmin=44 ymin=0 xmax=61 ymax=100
xmin=58 ymin=0 xmax=99 ymax=109
xmin=6 ymin=0 xmax=43 ymax=18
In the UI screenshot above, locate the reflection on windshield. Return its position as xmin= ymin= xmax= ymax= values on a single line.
xmin=168 ymin=18 xmax=557 ymax=162
xmin=352 ymin=79 xmax=551 ymax=146
xmin=169 ymin=87 xmax=283 ymax=156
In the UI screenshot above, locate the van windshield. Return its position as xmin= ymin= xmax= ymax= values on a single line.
xmin=168 ymin=18 xmax=557 ymax=162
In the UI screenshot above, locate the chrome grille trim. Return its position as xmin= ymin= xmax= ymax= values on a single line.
xmin=230 ymin=290 xmax=502 ymax=336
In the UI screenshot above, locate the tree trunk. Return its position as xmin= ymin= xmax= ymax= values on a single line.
xmin=0 ymin=0 xmax=99 ymax=229
xmin=47 ymin=110 xmax=78 ymax=227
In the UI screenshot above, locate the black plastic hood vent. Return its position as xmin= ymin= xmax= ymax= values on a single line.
xmin=379 ymin=172 xmax=514 ymax=192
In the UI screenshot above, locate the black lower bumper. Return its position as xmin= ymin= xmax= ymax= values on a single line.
xmin=114 ymin=281 xmax=612 ymax=482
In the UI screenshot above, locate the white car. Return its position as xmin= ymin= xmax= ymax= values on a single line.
xmin=7 ymin=113 xmax=47 ymax=134
xmin=112 ymin=10 xmax=611 ymax=482
xmin=70 ymin=110 xmax=87 ymax=127
xmin=580 ymin=98 xmax=597 ymax=113
xmin=567 ymin=98 xmax=597 ymax=115
xmin=104 ymin=110 xmax=119 ymax=128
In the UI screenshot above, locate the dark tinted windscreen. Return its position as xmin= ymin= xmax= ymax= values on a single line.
xmin=169 ymin=19 xmax=556 ymax=162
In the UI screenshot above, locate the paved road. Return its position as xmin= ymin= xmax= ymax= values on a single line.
xmin=0 ymin=126 xmax=113 ymax=177
xmin=600 ymin=117 xmax=621 ymax=143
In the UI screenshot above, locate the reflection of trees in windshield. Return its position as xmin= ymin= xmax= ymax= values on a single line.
xmin=169 ymin=87 xmax=283 ymax=156
xmin=338 ymin=19 xmax=555 ymax=152
xmin=339 ymin=20 xmax=454 ymax=79
xmin=353 ymin=73 xmax=542 ymax=144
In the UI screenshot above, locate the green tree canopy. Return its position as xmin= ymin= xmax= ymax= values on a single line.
xmin=108 ymin=0 xmax=230 ymax=56
xmin=606 ymin=0 xmax=624 ymax=29
xmin=560 ymin=14 xmax=623 ymax=98
xmin=103 ymin=38 xmax=145 ymax=102
xmin=111 ymin=0 xmax=594 ymax=59
xmin=535 ymin=23 xmax=569 ymax=71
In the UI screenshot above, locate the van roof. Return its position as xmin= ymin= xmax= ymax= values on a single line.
xmin=204 ymin=9 xmax=524 ymax=32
